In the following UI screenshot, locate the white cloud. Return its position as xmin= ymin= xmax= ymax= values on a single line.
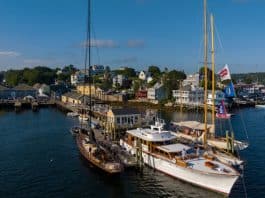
xmin=82 ymin=39 xmax=118 ymax=48
xmin=0 ymin=51 xmax=20 ymax=57
xmin=127 ymin=40 xmax=145 ymax=48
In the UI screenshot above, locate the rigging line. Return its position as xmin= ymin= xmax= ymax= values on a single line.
xmin=214 ymin=22 xmax=224 ymax=55
xmin=241 ymin=166 xmax=248 ymax=198
xmin=239 ymin=110 xmax=249 ymax=140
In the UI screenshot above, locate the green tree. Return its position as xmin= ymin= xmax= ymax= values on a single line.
xmin=5 ymin=70 xmax=22 ymax=86
xmin=148 ymin=65 xmax=161 ymax=78
xmin=114 ymin=67 xmax=136 ymax=78
xmin=164 ymin=70 xmax=186 ymax=99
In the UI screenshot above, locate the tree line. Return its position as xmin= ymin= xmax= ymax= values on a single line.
xmin=3 ymin=65 xmax=77 ymax=87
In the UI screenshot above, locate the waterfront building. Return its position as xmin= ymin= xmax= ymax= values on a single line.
xmin=106 ymin=108 xmax=141 ymax=133
xmin=0 ymin=84 xmax=12 ymax=99
xmin=112 ymin=75 xmax=126 ymax=88
xmin=61 ymin=91 xmax=84 ymax=105
xmin=76 ymin=84 xmax=97 ymax=96
xmin=207 ymin=90 xmax=226 ymax=106
xmin=77 ymin=84 xmax=125 ymax=102
xmin=11 ymin=84 xmax=37 ymax=99
xmin=91 ymin=65 xmax=105 ymax=75
xmin=71 ymin=71 xmax=85 ymax=86
xmin=33 ymin=83 xmax=50 ymax=96
xmin=136 ymin=90 xmax=148 ymax=99
xmin=147 ymin=82 xmax=167 ymax=102
xmin=172 ymin=86 xmax=204 ymax=105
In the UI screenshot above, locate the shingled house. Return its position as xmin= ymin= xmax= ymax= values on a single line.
xmin=106 ymin=108 xmax=141 ymax=134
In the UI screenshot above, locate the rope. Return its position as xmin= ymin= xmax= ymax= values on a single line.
xmin=239 ymin=110 xmax=249 ymax=141
xmin=91 ymin=23 xmax=101 ymax=65
xmin=241 ymin=166 xmax=248 ymax=198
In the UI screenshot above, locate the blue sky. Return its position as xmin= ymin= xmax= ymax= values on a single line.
xmin=0 ymin=0 xmax=264 ymax=73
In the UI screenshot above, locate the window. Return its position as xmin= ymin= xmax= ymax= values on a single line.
xmin=117 ymin=117 xmax=120 ymax=124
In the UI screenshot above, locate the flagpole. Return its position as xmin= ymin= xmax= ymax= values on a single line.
xmin=203 ymin=0 xmax=208 ymax=147
xmin=211 ymin=13 xmax=215 ymax=136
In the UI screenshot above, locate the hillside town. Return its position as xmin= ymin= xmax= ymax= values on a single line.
xmin=0 ymin=64 xmax=265 ymax=109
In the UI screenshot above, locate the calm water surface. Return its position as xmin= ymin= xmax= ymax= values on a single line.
xmin=0 ymin=107 xmax=264 ymax=198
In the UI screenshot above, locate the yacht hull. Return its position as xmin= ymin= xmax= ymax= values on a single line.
xmin=122 ymin=142 xmax=238 ymax=195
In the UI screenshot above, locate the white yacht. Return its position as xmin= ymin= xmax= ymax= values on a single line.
xmin=120 ymin=121 xmax=240 ymax=195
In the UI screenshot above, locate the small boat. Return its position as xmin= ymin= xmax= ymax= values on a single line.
xmin=171 ymin=121 xmax=248 ymax=151
xmin=79 ymin=114 xmax=89 ymax=122
xmin=120 ymin=121 xmax=240 ymax=195
xmin=70 ymin=126 xmax=83 ymax=136
xmin=76 ymin=131 xmax=123 ymax=174
xmin=67 ymin=112 xmax=79 ymax=117
xmin=255 ymin=104 xmax=265 ymax=109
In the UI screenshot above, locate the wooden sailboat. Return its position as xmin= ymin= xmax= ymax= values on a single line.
xmin=172 ymin=8 xmax=248 ymax=154
xmin=75 ymin=0 xmax=123 ymax=174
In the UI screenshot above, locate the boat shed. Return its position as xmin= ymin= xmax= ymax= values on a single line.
xmin=61 ymin=91 xmax=84 ymax=105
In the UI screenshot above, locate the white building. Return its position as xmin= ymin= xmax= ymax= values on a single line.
xmin=183 ymin=73 xmax=200 ymax=87
xmin=172 ymin=86 xmax=204 ymax=105
xmin=113 ymin=75 xmax=126 ymax=87
xmin=138 ymin=71 xmax=147 ymax=81
xmin=92 ymin=65 xmax=105 ymax=75
xmin=207 ymin=90 xmax=225 ymax=106
xmin=71 ymin=71 xmax=85 ymax=85
xmin=147 ymin=82 xmax=166 ymax=102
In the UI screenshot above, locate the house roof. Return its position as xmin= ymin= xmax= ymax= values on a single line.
xmin=13 ymin=84 xmax=35 ymax=91
xmin=33 ymin=83 xmax=41 ymax=89
xmin=157 ymin=143 xmax=191 ymax=153
xmin=111 ymin=108 xmax=140 ymax=115
xmin=0 ymin=84 xmax=9 ymax=91
xmin=63 ymin=91 xmax=83 ymax=100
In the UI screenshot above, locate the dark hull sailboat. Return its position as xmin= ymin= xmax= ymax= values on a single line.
xmin=74 ymin=0 xmax=123 ymax=175
xmin=76 ymin=131 xmax=123 ymax=174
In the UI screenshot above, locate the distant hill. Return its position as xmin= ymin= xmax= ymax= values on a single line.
xmin=232 ymin=72 xmax=265 ymax=85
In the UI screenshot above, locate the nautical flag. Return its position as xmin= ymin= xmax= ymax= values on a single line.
xmin=218 ymin=64 xmax=231 ymax=81
xmin=218 ymin=104 xmax=224 ymax=114
xmin=218 ymin=100 xmax=226 ymax=115
xmin=224 ymin=82 xmax=236 ymax=98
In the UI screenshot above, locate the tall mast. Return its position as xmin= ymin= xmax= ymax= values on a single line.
xmin=210 ymin=13 xmax=215 ymax=135
xmin=88 ymin=0 xmax=92 ymax=129
xmin=83 ymin=0 xmax=92 ymax=130
xmin=203 ymin=0 xmax=208 ymax=146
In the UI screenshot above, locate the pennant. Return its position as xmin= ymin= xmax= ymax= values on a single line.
xmin=218 ymin=64 xmax=231 ymax=81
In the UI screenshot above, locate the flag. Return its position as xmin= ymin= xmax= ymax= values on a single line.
xmin=218 ymin=64 xmax=231 ymax=81
xmin=224 ymin=82 xmax=236 ymax=98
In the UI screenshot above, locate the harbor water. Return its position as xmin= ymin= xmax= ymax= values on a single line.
xmin=0 ymin=107 xmax=264 ymax=197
